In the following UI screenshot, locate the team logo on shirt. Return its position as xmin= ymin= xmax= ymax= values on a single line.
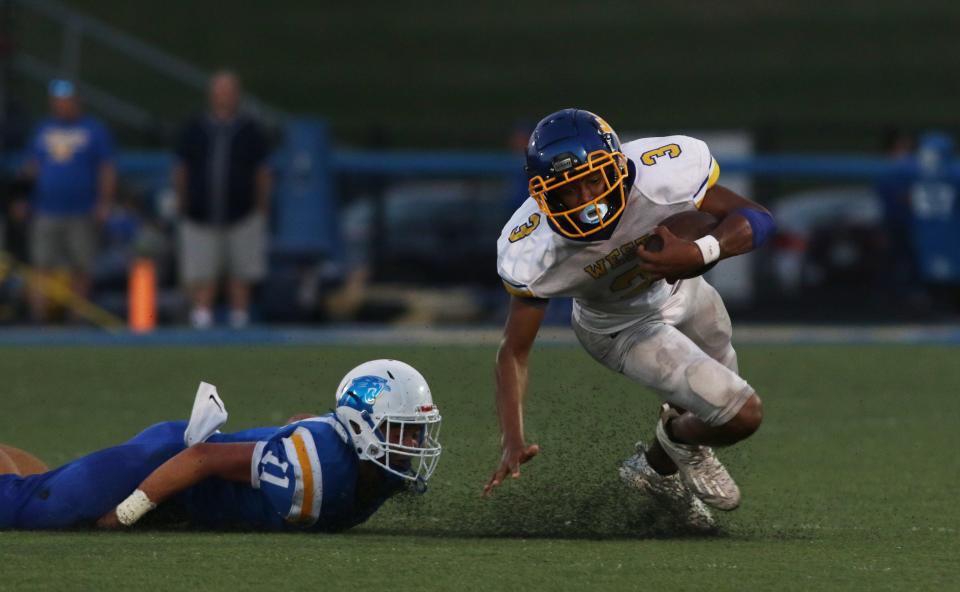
xmin=42 ymin=129 xmax=90 ymax=163
xmin=346 ymin=375 xmax=392 ymax=404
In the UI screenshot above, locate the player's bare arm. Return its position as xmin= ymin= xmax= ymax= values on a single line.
xmin=482 ymin=295 xmax=547 ymax=497
xmin=96 ymin=442 xmax=255 ymax=528
xmin=637 ymin=184 xmax=775 ymax=279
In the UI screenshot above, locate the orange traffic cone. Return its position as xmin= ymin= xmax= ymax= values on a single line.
xmin=128 ymin=258 xmax=156 ymax=333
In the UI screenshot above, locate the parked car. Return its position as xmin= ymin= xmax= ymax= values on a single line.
xmin=767 ymin=186 xmax=886 ymax=298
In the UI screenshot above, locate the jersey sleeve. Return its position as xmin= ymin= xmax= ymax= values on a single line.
xmin=251 ymin=424 xmax=324 ymax=526
xmin=624 ymin=136 xmax=720 ymax=207
xmin=496 ymin=205 xmax=553 ymax=298
xmin=31 ymin=124 xmax=48 ymax=162
xmin=92 ymin=120 xmax=115 ymax=163
xmin=250 ymin=417 xmax=353 ymax=527
xmin=498 ymin=258 xmax=539 ymax=298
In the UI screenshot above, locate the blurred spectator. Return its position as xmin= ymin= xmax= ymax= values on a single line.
xmin=173 ymin=70 xmax=271 ymax=329
xmin=22 ymin=80 xmax=116 ymax=322
xmin=506 ymin=120 xmax=533 ymax=212
xmin=1 ymin=95 xmax=30 ymax=153
xmin=1 ymin=177 xmax=31 ymax=261
xmin=874 ymin=127 xmax=918 ymax=288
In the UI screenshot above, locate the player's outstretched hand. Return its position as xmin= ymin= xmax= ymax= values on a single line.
xmin=95 ymin=509 xmax=122 ymax=529
xmin=636 ymin=225 xmax=703 ymax=282
xmin=482 ymin=441 xmax=540 ymax=497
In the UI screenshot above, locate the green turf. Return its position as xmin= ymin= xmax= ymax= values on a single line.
xmin=1 ymin=344 xmax=958 ymax=590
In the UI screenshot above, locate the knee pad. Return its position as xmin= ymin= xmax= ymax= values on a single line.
xmin=685 ymin=359 xmax=738 ymax=408
xmin=683 ymin=358 xmax=755 ymax=426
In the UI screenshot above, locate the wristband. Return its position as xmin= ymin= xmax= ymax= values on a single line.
xmin=735 ymin=207 xmax=776 ymax=249
xmin=693 ymin=235 xmax=721 ymax=265
xmin=115 ymin=489 xmax=156 ymax=526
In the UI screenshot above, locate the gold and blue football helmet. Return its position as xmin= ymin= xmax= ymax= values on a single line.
xmin=525 ymin=109 xmax=628 ymax=240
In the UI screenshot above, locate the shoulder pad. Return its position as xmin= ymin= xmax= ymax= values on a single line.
xmin=623 ymin=136 xmax=719 ymax=207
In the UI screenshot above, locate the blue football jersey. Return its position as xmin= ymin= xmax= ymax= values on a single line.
xmin=180 ymin=414 xmax=399 ymax=531
xmin=251 ymin=415 xmax=359 ymax=528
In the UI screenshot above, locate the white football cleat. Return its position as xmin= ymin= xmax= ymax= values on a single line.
xmin=184 ymin=382 xmax=228 ymax=447
xmin=619 ymin=441 xmax=716 ymax=532
xmin=655 ymin=405 xmax=741 ymax=511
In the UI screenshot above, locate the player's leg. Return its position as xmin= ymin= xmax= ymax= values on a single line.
xmin=574 ymin=320 xmax=719 ymax=526
xmin=575 ymin=317 xmax=756 ymax=510
xmin=64 ymin=216 xmax=97 ymax=302
xmin=225 ymin=212 xmax=267 ymax=329
xmin=579 ymin=315 xmax=758 ymax=439
xmin=626 ymin=319 xmax=758 ymax=510
xmin=179 ymin=221 xmax=220 ymax=329
xmin=0 ymin=445 xmax=49 ymax=476
xmin=618 ymin=440 xmax=716 ymax=531
xmin=660 ymin=278 xmax=763 ymax=447
xmin=673 ymin=277 xmax=739 ymax=372
xmin=4 ymin=424 xmax=188 ymax=529
xmin=27 ymin=215 xmax=60 ymax=322
xmin=123 ymin=421 xmax=189 ymax=447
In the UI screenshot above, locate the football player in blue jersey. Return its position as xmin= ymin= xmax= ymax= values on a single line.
xmin=0 ymin=359 xmax=441 ymax=531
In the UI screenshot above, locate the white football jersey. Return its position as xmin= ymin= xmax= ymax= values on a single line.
xmin=497 ymin=135 xmax=720 ymax=333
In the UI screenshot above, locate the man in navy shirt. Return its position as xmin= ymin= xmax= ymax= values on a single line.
xmin=174 ymin=71 xmax=271 ymax=329
xmin=24 ymin=80 xmax=116 ymax=321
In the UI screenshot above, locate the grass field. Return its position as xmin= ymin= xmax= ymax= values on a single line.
xmin=1 ymin=343 xmax=958 ymax=591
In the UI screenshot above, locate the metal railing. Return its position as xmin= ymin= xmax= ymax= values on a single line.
xmin=5 ymin=0 xmax=288 ymax=132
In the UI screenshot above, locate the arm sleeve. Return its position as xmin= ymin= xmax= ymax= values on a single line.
xmin=31 ymin=127 xmax=45 ymax=162
xmin=174 ymin=122 xmax=193 ymax=161
xmin=498 ymin=255 xmax=540 ymax=298
xmin=94 ymin=122 xmax=116 ymax=163
xmin=251 ymin=426 xmax=323 ymax=526
xmin=623 ymin=136 xmax=718 ymax=207
xmin=693 ymin=149 xmax=720 ymax=208
xmin=500 ymin=277 xmax=537 ymax=298
xmin=496 ymin=222 xmax=546 ymax=299
xmin=250 ymin=123 xmax=268 ymax=166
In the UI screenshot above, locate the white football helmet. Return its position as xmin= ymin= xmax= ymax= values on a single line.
xmin=334 ymin=359 xmax=441 ymax=484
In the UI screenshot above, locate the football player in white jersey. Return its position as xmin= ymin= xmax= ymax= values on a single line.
xmin=483 ymin=109 xmax=776 ymax=530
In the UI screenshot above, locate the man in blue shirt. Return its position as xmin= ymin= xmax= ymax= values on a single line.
xmin=0 ymin=360 xmax=442 ymax=532
xmin=24 ymin=80 xmax=116 ymax=321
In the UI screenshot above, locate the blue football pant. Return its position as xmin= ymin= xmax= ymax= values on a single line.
xmin=0 ymin=421 xmax=188 ymax=529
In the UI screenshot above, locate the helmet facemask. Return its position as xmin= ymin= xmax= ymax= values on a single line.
xmin=529 ymin=150 xmax=628 ymax=239
xmin=377 ymin=413 xmax=442 ymax=484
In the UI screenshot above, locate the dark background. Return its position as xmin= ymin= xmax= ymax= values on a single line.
xmin=12 ymin=0 xmax=960 ymax=150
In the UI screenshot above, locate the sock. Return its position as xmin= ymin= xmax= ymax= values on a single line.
xmin=190 ymin=307 xmax=213 ymax=329
xmin=229 ymin=309 xmax=249 ymax=329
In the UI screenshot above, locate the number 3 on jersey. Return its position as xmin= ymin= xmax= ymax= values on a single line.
xmin=640 ymin=143 xmax=681 ymax=166
xmin=509 ymin=213 xmax=540 ymax=242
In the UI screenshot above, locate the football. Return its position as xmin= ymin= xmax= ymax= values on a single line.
xmin=643 ymin=210 xmax=721 ymax=277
